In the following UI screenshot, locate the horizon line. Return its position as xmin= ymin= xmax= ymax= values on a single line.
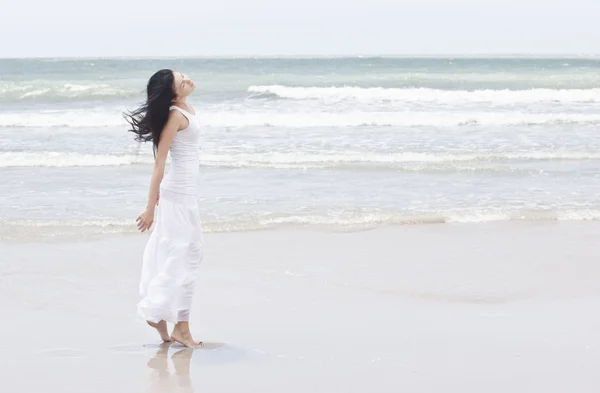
xmin=1 ymin=53 xmax=600 ymax=60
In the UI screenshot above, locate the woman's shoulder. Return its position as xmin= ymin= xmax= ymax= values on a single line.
xmin=168 ymin=106 xmax=188 ymax=119
xmin=167 ymin=107 xmax=190 ymax=130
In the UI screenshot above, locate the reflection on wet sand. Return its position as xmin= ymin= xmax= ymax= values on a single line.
xmin=146 ymin=343 xmax=195 ymax=393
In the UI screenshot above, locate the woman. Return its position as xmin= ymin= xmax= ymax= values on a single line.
xmin=124 ymin=69 xmax=203 ymax=349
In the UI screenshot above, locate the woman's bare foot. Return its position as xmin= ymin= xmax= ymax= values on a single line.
xmin=171 ymin=322 xmax=202 ymax=349
xmin=147 ymin=320 xmax=172 ymax=342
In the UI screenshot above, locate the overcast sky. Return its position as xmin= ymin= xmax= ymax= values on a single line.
xmin=2 ymin=0 xmax=599 ymax=58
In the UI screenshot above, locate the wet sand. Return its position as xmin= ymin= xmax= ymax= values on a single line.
xmin=1 ymin=222 xmax=600 ymax=392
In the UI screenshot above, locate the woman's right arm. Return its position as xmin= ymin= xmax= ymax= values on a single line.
xmin=136 ymin=111 xmax=184 ymax=232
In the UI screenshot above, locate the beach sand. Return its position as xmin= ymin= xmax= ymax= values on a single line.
xmin=1 ymin=221 xmax=600 ymax=392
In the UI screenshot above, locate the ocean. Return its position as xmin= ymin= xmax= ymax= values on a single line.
xmin=1 ymin=57 xmax=599 ymax=239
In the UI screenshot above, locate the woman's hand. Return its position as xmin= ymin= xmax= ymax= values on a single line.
xmin=136 ymin=208 xmax=155 ymax=232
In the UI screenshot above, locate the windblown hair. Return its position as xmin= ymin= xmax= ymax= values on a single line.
xmin=124 ymin=69 xmax=176 ymax=155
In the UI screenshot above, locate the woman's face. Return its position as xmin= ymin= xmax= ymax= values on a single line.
xmin=172 ymin=71 xmax=195 ymax=100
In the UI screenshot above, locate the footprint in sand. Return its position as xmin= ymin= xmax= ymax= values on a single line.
xmin=111 ymin=342 xmax=227 ymax=353
xmin=38 ymin=348 xmax=87 ymax=359
xmin=145 ymin=341 xmax=228 ymax=351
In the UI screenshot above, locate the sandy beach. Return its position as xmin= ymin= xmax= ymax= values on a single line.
xmin=1 ymin=221 xmax=600 ymax=392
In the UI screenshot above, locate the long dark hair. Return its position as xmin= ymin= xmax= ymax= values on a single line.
xmin=124 ymin=69 xmax=176 ymax=155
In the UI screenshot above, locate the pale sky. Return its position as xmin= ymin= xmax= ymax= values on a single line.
xmin=2 ymin=0 xmax=599 ymax=58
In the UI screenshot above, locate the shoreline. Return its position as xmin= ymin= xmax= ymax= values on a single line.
xmin=2 ymin=216 xmax=600 ymax=243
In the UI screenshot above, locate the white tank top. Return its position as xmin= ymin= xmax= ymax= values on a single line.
xmin=160 ymin=105 xmax=201 ymax=195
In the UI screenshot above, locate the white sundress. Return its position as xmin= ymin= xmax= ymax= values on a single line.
xmin=137 ymin=105 xmax=203 ymax=324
